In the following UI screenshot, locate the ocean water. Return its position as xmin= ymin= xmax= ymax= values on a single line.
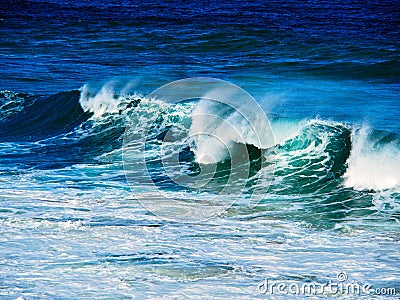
xmin=1 ymin=0 xmax=400 ymax=299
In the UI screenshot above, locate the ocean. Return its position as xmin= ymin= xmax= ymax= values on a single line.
xmin=0 ymin=0 xmax=399 ymax=298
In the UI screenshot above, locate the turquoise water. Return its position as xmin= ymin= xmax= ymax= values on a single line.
xmin=1 ymin=0 xmax=399 ymax=298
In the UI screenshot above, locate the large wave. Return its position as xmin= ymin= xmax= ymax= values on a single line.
xmin=0 ymin=86 xmax=399 ymax=195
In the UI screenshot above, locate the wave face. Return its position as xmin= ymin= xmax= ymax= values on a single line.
xmin=1 ymin=87 xmax=399 ymax=198
xmin=0 ymin=90 xmax=91 ymax=141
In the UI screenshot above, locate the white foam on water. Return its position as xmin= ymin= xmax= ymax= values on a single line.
xmin=344 ymin=126 xmax=400 ymax=191
xmin=79 ymin=83 xmax=121 ymax=117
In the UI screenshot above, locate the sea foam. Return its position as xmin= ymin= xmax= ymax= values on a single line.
xmin=344 ymin=126 xmax=400 ymax=191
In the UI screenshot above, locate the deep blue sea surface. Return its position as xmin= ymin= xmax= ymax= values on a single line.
xmin=1 ymin=0 xmax=399 ymax=299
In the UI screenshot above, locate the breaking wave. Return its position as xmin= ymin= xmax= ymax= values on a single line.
xmin=0 ymin=85 xmax=399 ymax=196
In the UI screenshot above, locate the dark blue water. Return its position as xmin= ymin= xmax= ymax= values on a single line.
xmin=1 ymin=1 xmax=399 ymax=298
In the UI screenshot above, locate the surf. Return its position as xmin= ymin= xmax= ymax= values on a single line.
xmin=0 ymin=86 xmax=399 ymax=196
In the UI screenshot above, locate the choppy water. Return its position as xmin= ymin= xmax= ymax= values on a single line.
xmin=1 ymin=0 xmax=399 ymax=299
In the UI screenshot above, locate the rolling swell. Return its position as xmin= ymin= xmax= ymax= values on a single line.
xmin=0 ymin=89 xmax=125 ymax=168
xmin=0 ymin=90 xmax=92 ymax=142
